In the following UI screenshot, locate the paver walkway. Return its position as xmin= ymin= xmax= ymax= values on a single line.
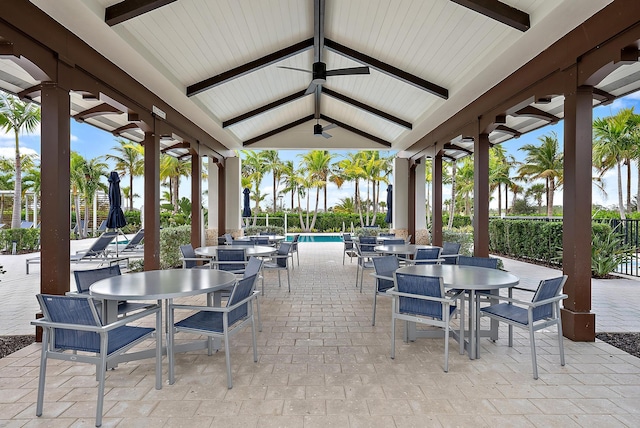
xmin=1 ymin=240 xmax=639 ymax=427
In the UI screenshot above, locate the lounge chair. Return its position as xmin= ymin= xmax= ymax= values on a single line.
xmin=121 ymin=229 xmax=144 ymax=253
xmin=26 ymin=231 xmax=124 ymax=274
xmin=20 ymin=220 xmax=34 ymax=229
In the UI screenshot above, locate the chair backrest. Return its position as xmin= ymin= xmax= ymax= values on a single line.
xmin=74 ymin=265 xmax=122 ymax=294
xmin=250 ymin=236 xmax=269 ymax=245
xmin=244 ymin=256 xmax=263 ymax=278
xmin=179 ymin=244 xmax=197 ymax=268
xmin=372 ymin=255 xmax=399 ymax=292
xmin=414 ymin=247 xmax=442 ymax=264
xmin=20 ymin=220 xmax=34 ymax=229
xmin=227 ymin=274 xmax=257 ymax=325
xmin=216 ymin=248 xmax=246 ymax=272
xmin=224 ymin=233 xmax=233 ymax=244
xmin=359 ymin=236 xmax=377 ymax=253
xmin=96 ymin=219 xmax=107 ymax=233
xmin=395 ymin=273 xmax=445 ymax=319
xmin=37 ymin=294 xmax=102 ymax=352
xmin=276 ymin=242 xmax=292 ymax=267
xmin=291 ymin=234 xmax=300 ymax=249
xmin=457 ymin=256 xmax=498 ymax=269
xmin=123 ymin=229 xmax=144 ymax=250
xmin=86 ymin=232 xmax=118 ymax=256
xmin=442 ymin=242 xmax=461 ymax=255
xmin=532 ymin=275 xmax=567 ymax=321
xmin=232 ymin=240 xmax=254 ymax=246
xmin=379 ymin=233 xmax=395 ymax=237
xmin=343 ymin=233 xmax=354 ymax=250
xmin=384 ymin=239 xmax=405 ymax=245
xmin=259 ymin=231 xmax=271 ymax=235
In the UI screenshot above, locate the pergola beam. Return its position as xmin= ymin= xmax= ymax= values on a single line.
xmin=322 ymin=88 xmax=412 ymax=129
xmin=73 ymin=103 xmax=122 ymax=122
xmin=105 ymin=0 xmax=178 ymax=26
xmin=493 ymin=124 xmax=521 ymax=137
xmin=450 ymin=0 xmax=530 ymax=32
xmin=187 ymin=39 xmax=314 ymax=96
xmin=320 ymin=114 xmax=391 ymax=147
xmin=243 ymin=115 xmax=315 ymax=146
xmin=324 ymin=38 xmax=448 ymax=99
xmin=513 ymin=105 xmax=559 ymax=123
xmin=223 ymin=90 xmax=308 ymax=128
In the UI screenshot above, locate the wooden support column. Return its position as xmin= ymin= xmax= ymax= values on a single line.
xmin=432 ymin=151 xmax=443 ymax=246
xmin=40 ymin=82 xmax=70 ymax=295
xmin=217 ymin=161 xmax=226 ymax=236
xmin=562 ymin=72 xmax=595 ymax=341
xmin=473 ymin=133 xmax=490 ymax=257
xmin=190 ymin=150 xmax=202 ymax=247
xmin=143 ymin=129 xmax=161 ymax=270
xmin=408 ymin=163 xmax=416 ymax=244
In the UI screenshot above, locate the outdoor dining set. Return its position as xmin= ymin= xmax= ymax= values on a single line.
xmin=30 ymin=231 xmax=567 ymax=427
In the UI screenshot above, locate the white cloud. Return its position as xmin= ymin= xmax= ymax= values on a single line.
xmin=71 ymin=134 xmax=79 ymax=142
xmin=0 ymin=147 xmax=39 ymax=160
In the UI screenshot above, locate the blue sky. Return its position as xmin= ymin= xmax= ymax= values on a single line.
xmin=1 ymin=93 xmax=640 ymax=211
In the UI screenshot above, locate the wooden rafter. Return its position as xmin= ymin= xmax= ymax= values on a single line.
xmin=513 ymin=106 xmax=559 ymax=123
xmin=187 ymin=39 xmax=314 ymax=96
xmin=243 ymin=115 xmax=315 ymax=147
xmin=73 ymin=103 xmax=122 ymax=122
xmin=105 ymin=0 xmax=177 ymax=26
xmin=493 ymin=125 xmax=521 ymax=137
xmin=450 ymin=0 xmax=530 ymax=32
xmin=322 ymin=88 xmax=412 ymax=129
xmin=223 ymin=90 xmax=308 ymax=128
xmin=320 ymin=114 xmax=391 ymax=147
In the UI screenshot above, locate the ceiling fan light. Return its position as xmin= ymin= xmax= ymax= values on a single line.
xmin=313 ymin=123 xmax=323 ymax=136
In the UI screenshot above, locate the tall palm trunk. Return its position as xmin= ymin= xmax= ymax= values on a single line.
xmin=11 ymin=133 xmax=21 ymax=229
xmin=616 ymin=161 xmax=626 ymax=220
xmin=448 ymin=162 xmax=456 ymax=229
xmin=310 ymin=187 xmax=321 ymax=230
xmin=497 ymin=185 xmax=502 ymax=216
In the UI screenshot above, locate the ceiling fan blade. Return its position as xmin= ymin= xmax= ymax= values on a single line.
xmin=323 ymin=123 xmax=338 ymax=131
xmin=304 ymin=82 xmax=318 ymax=95
xmin=322 ymin=132 xmax=332 ymax=138
xmin=277 ymin=66 xmax=312 ymax=74
xmin=325 ymin=66 xmax=370 ymax=76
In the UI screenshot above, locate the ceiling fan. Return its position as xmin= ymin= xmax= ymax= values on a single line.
xmin=313 ymin=120 xmax=337 ymax=138
xmin=278 ymin=0 xmax=369 ymax=136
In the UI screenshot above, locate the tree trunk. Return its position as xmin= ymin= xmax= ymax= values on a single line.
xmin=547 ymin=178 xmax=555 ymax=218
xmin=11 ymin=133 xmax=21 ymax=229
xmin=310 ymin=187 xmax=320 ymax=230
xmin=129 ymin=172 xmax=134 ymax=211
xmin=627 ymin=158 xmax=632 ymax=213
xmin=617 ymin=161 xmax=626 ymax=220
xmin=497 ymin=185 xmax=502 ymax=217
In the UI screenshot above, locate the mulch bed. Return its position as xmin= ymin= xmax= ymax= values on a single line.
xmin=0 ymin=335 xmax=35 ymax=359
xmin=596 ymin=333 xmax=640 ymax=359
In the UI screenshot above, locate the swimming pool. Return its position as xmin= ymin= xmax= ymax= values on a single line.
xmin=285 ymin=234 xmax=342 ymax=243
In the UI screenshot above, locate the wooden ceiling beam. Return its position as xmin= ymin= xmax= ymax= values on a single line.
xmin=243 ymin=115 xmax=315 ymax=146
xmin=493 ymin=125 xmax=521 ymax=137
xmin=444 ymin=143 xmax=473 ymax=155
xmin=105 ymin=0 xmax=178 ymax=26
xmin=187 ymin=38 xmax=314 ymax=96
xmin=320 ymin=114 xmax=391 ymax=147
xmin=513 ymin=106 xmax=559 ymax=123
xmin=223 ymin=90 xmax=308 ymax=128
xmin=324 ymin=39 xmax=448 ymax=99
xmin=73 ymin=103 xmax=122 ymax=122
xmin=322 ymin=87 xmax=412 ymax=129
xmin=450 ymin=0 xmax=530 ymax=32
xmin=111 ymin=123 xmax=140 ymax=136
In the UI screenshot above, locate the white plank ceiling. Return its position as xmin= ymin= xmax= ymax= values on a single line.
xmin=3 ymin=0 xmax=636 ymax=157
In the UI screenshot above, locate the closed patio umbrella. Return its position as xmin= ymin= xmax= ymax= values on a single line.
xmin=106 ymin=171 xmax=126 ymax=255
xmin=384 ymin=185 xmax=393 ymax=224
xmin=242 ymin=188 xmax=251 ymax=218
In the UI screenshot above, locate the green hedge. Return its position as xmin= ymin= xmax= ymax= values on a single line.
xmin=442 ymin=214 xmax=472 ymax=228
xmin=159 ymin=225 xmax=191 ymax=269
xmin=488 ymin=219 xmax=612 ymax=265
xmin=0 ymin=228 xmax=40 ymax=253
xmin=244 ymin=225 xmax=284 ymax=235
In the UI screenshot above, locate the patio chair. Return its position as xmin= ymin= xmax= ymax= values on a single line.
xmin=289 ymin=233 xmax=300 ymax=267
xmin=388 ymin=272 xmax=463 ymax=372
xmin=224 ymin=233 xmax=233 ymax=244
xmin=371 ymin=255 xmax=399 ymax=326
xmin=27 ymin=231 xmax=121 ymax=274
xmin=179 ymin=244 xmax=211 ymax=269
xmin=121 ymin=228 xmax=144 ymax=252
xmin=457 ymin=255 xmax=498 ymax=269
xmin=20 ymin=220 xmax=34 ymax=228
xmin=170 ymin=274 xmax=259 ymax=389
xmin=441 ymin=242 xmax=462 ymax=265
xmin=480 ymin=275 xmax=568 ymax=379
xmin=400 ymin=247 xmax=442 ymax=265
xmin=212 ymin=248 xmax=247 ymax=274
xmin=32 ymin=294 xmax=161 ymax=427
xmin=243 ymin=256 xmax=264 ymax=330
xmin=354 ymin=236 xmax=377 ymax=292
xmin=231 ymin=239 xmax=255 ymax=246
xmin=73 ymin=265 xmax=153 ymax=316
xmin=383 ymin=238 xmax=405 ymax=245
xmin=263 ymin=242 xmax=293 ymax=291
xmin=94 ymin=219 xmax=107 ymax=236
xmin=342 ymin=233 xmax=356 ymax=264
xmin=250 ymin=236 xmax=270 ymax=245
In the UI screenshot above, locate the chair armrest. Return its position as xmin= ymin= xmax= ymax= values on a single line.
xmin=488 ymin=293 xmax=567 ymax=307
xmin=172 ymin=293 xmax=256 ymax=313
xmin=386 ymin=289 xmax=460 ymax=304
xmin=370 ymin=273 xmax=394 ymax=281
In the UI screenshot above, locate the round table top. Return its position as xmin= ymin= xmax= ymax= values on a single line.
xmin=236 ymin=235 xmax=285 ymax=242
xmin=396 ymin=264 xmax=519 ymax=291
xmin=195 ymin=245 xmax=276 ymax=258
xmin=90 ymin=269 xmax=237 ymax=300
xmin=375 ymin=244 xmax=438 ymax=255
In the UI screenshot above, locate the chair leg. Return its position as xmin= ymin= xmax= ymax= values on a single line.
xmin=96 ymin=337 xmax=109 ymax=427
xmin=155 ymin=309 xmax=163 ymax=390
xmin=529 ymin=325 xmax=538 ymax=380
xmin=390 ymin=313 xmax=396 ymax=359
xmin=343 ymin=251 xmax=345 ymax=265
xmin=459 ymin=294 xmax=465 ymax=355
xmin=286 ymin=268 xmax=291 ymax=292
xmin=36 ymin=329 xmax=49 ymax=417
xmin=296 ymin=250 xmax=299 ymax=266
xmin=251 ymin=313 xmax=258 ymax=363
xmin=556 ymin=305 xmax=565 ymax=367
xmin=277 ymin=270 xmax=281 ymax=288
xmin=255 ymin=297 xmax=262 ymax=332
xmin=444 ymin=316 xmax=450 ymax=373
xmin=372 ymin=291 xmax=377 ymax=326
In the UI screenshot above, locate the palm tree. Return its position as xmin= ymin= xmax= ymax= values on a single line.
xmin=280 ymin=160 xmax=297 ymax=210
xmin=623 ymin=110 xmax=640 ymax=213
xmin=299 ymin=150 xmax=333 ymax=230
xmin=0 ymin=158 xmax=14 ymax=224
xmin=70 ymin=152 xmax=87 ymax=238
xmin=160 ymin=154 xmax=191 ymax=213
xmin=455 ymin=157 xmax=475 ymax=217
xmin=261 ymin=150 xmax=282 ymax=212
xmin=335 ymin=153 xmax=366 ymax=224
xmin=593 ymin=109 xmax=634 ymax=219
xmin=103 ymin=139 xmax=144 ymax=211
xmin=333 ymin=197 xmax=356 ymax=213
xmin=525 ymin=183 xmax=546 ymax=214
xmin=81 ymin=157 xmax=109 ymax=235
xmin=0 ymin=93 xmax=41 ymax=229
xmin=489 ymin=146 xmax=513 ymax=216
xmin=241 ymin=150 xmax=268 ymax=214
xmin=517 ymin=132 xmax=563 ymax=217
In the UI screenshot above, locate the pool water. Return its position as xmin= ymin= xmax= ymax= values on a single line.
xmin=286 ymin=235 xmax=342 ymax=243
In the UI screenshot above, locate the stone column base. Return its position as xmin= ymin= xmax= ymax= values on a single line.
xmin=227 ymin=229 xmax=243 ymax=239
xmin=392 ymin=229 xmax=409 ymax=241
xmin=414 ymin=229 xmax=431 ymax=245
xmin=205 ymin=228 xmax=218 ymax=246
xmin=561 ymin=308 xmax=596 ymax=341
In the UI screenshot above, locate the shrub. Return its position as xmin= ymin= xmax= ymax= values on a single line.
xmin=244 ymin=225 xmax=284 ymax=235
xmin=353 ymin=226 xmax=390 ymax=237
xmin=159 ymin=225 xmax=191 ymax=269
xmin=0 ymin=228 xmax=40 ymax=253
